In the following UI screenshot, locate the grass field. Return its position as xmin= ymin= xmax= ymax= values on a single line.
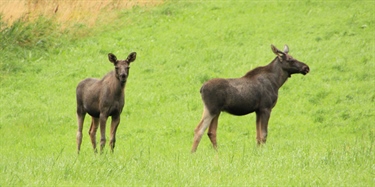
xmin=1 ymin=0 xmax=374 ymax=186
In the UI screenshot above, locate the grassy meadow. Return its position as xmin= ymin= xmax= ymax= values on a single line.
xmin=1 ymin=0 xmax=374 ymax=186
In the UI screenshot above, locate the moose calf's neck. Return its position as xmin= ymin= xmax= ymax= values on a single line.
xmin=243 ymin=57 xmax=290 ymax=89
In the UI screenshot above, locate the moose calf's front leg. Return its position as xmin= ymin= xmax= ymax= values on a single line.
xmin=99 ymin=114 xmax=108 ymax=153
xmin=109 ymin=116 xmax=121 ymax=152
xmin=89 ymin=117 xmax=100 ymax=153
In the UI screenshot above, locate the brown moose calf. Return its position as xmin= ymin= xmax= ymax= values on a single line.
xmin=191 ymin=45 xmax=309 ymax=153
xmin=76 ymin=52 xmax=136 ymax=154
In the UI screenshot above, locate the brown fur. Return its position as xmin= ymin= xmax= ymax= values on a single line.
xmin=191 ymin=45 xmax=310 ymax=152
xmin=76 ymin=52 xmax=136 ymax=154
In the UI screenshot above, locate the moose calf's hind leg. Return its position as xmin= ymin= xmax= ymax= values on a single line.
xmin=207 ymin=115 xmax=220 ymax=150
xmin=76 ymin=113 xmax=85 ymax=153
xmin=191 ymin=107 xmax=215 ymax=153
xmin=256 ymin=110 xmax=270 ymax=145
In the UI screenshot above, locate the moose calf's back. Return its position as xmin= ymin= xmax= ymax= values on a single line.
xmin=201 ymin=77 xmax=265 ymax=116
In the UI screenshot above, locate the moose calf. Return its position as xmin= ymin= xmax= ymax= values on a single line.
xmin=76 ymin=52 xmax=136 ymax=153
xmin=191 ymin=45 xmax=309 ymax=152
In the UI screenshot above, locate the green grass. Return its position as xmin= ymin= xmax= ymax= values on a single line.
xmin=1 ymin=0 xmax=374 ymax=186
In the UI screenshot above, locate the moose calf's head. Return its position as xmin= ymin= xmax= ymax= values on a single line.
xmin=108 ymin=52 xmax=137 ymax=84
xmin=271 ymin=45 xmax=310 ymax=76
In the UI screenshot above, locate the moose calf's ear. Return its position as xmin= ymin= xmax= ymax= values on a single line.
xmin=127 ymin=52 xmax=137 ymax=63
xmin=283 ymin=45 xmax=289 ymax=54
xmin=271 ymin=44 xmax=286 ymax=59
xmin=108 ymin=53 xmax=117 ymax=64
